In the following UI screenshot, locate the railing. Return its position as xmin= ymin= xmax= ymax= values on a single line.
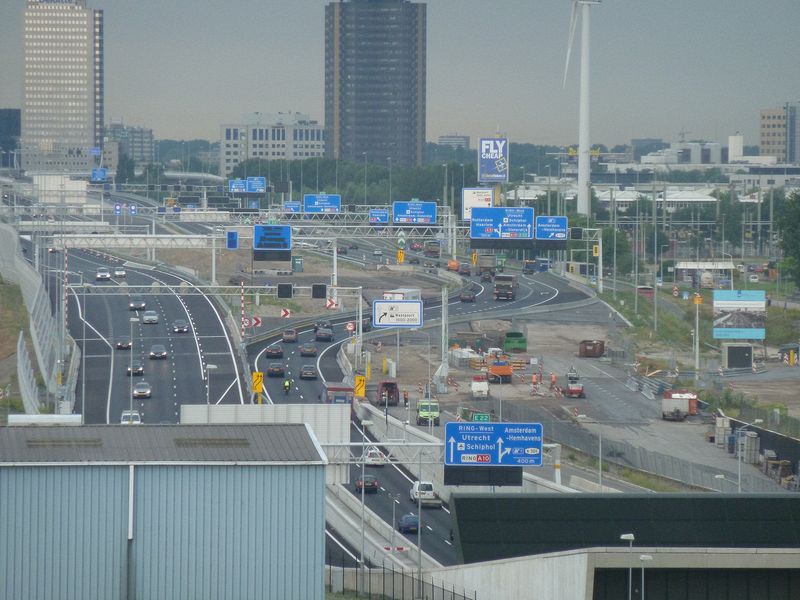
xmin=16 ymin=331 xmax=40 ymax=414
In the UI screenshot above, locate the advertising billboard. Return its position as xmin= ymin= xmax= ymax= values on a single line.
xmin=392 ymin=201 xmax=437 ymax=224
xmin=461 ymin=188 xmax=494 ymax=221
xmin=535 ymin=216 xmax=569 ymax=240
xmin=712 ymin=290 xmax=766 ymax=340
xmin=478 ymin=138 xmax=509 ymax=183
xmin=303 ymin=193 xmax=341 ymax=213
xmin=470 ymin=207 xmax=534 ymax=240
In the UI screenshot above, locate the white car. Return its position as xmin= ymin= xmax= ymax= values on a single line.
xmin=113 ymin=266 xmax=127 ymax=277
xmin=748 ymin=274 xmax=759 ymax=283
xmin=372 ymin=249 xmax=383 ymax=257
xmin=409 ymin=480 xmax=442 ymax=508
xmin=120 ymin=410 xmax=141 ymax=425
xmin=364 ymin=446 xmax=387 ymax=467
xmin=95 ymin=268 xmax=111 ymax=281
xmin=142 ymin=310 xmax=159 ymax=324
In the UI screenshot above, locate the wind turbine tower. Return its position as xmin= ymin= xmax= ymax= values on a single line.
xmin=564 ymin=0 xmax=601 ymax=216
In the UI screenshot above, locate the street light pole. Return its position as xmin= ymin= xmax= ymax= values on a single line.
xmin=737 ymin=418 xmax=763 ymax=493
xmin=388 ymin=492 xmax=400 ymax=553
xmin=620 ymin=533 xmax=635 ymax=600
xmin=639 ymin=554 xmax=653 ymax=600
xmin=359 ymin=419 xmax=373 ymax=585
xmin=80 ymin=274 xmax=86 ymax=424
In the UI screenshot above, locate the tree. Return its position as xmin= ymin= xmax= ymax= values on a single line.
xmin=115 ymin=154 xmax=135 ymax=183
xmin=776 ymin=190 xmax=800 ymax=284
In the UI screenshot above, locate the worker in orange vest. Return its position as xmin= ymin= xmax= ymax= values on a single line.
xmin=549 ymin=372 xmax=557 ymax=390
xmin=531 ymin=373 xmax=539 ymax=386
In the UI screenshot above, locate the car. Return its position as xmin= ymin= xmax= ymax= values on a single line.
xmin=458 ymin=263 xmax=471 ymax=275
xmin=47 ymin=247 xmax=58 ymax=254
xmin=267 ymin=362 xmax=285 ymax=377
xmin=299 ymin=343 xmax=318 ymax=357
xmin=460 ymin=290 xmax=476 ymax=303
xmin=113 ymin=266 xmax=127 ymax=278
xmin=120 ymin=410 xmax=141 ymax=425
xmin=410 ymin=241 xmax=423 ymax=251
xmin=373 ymin=249 xmax=383 ymax=257
xmin=129 ymin=297 xmax=146 ymax=311
xmin=265 ymin=345 xmax=284 ymax=358
xmin=171 ymin=319 xmax=190 ymax=333
xmin=423 ymin=260 xmax=436 ymax=268
xmin=148 ymin=344 xmax=167 ymax=359
xmin=363 ymin=446 xmax=387 ymax=467
xmin=95 ymin=268 xmax=111 ymax=281
xmin=355 ymin=474 xmax=379 ymax=494
xmin=132 ymin=381 xmax=152 ymax=399
xmin=481 ymin=271 xmax=494 ymax=283
xmin=299 ymin=364 xmax=318 ymax=380
xmin=126 ymin=360 xmax=144 ymax=376
xmin=313 ymin=320 xmax=332 ymax=332
xmin=115 ymin=336 xmax=132 ymax=350
xmin=315 ymin=327 xmax=334 ymax=342
xmin=142 ymin=310 xmax=159 ymax=324
xmin=408 ymin=256 xmax=420 ymax=264
xmin=748 ymin=274 xmax=759 ymax=283
xmin=410 ymin=480 xmax=442 ymax=508
xmin=281 ymin=329 xmax=298 ymax=343
xmin=336 ymin=246 xmax=348 ymax=255
xmin=348 ymin=242 xmax=359 ymax=250
xmin=396 ymin=513 xmax=419 ymax=533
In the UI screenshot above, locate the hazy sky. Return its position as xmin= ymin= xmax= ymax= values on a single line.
xmin=1 ymin=0 xmax=798 ymax=148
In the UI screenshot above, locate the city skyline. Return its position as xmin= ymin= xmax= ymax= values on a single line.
xmin=1 ymin=0 xmax=798 ymax=148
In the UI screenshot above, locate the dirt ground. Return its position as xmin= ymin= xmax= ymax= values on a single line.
xmin=726 ymin=381 xmax=800 ymax=419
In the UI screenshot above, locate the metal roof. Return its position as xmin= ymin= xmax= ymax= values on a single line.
xmin=0 ymin=424 xmax=327 ymax=465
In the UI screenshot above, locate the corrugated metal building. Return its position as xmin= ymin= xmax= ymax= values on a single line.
xmin=0 ymin=424 xmax=327 ymax=600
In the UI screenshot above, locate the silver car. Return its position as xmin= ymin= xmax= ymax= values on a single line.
xmin=133 ymin=381 xmax=152 ymax=398
xmin=142 ymin=310 xmax=158 ymax=324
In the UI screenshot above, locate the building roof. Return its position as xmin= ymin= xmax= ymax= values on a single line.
xmin=0 ymin=424 xmax=327 ymax=465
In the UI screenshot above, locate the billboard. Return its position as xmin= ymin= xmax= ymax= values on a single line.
xmin=368 ymin=208 xmax=389 ymax=225
xmin=470 ymin=207 xmax=534 ymax=240
xmin=303 ymin=193 xmax=341 ymax=213
xmin=534 ymin=216 xmax=569 ymax=240
xmin=392 ymin=200 xmax=437 ymax=224
xmin=478 ymin=138 xmax=509 ymax=183
xmin=461 ymin=188 xmax=494 ymax=221
xmin=712 ymin=290 xmax=766 ymax=340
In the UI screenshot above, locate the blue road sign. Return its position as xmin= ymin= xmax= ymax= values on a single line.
xmin=91 ymin=167 xmax=107 ymax=182
xmin=283 ymin=201 xmax=301 ymax=213
xmin=303 ymin=193 xmax=341 ymax=213
xmin=246 ymin=176 xmax=267 ymax=194
xmin=369 ymin=208 xmax=389 ymax=225
xmin=114 ymin=203 xmax=121 ymax=216
xmin=534 ymin=216 xmax=568 ymax=240
xmin=157 ymin=207 xmax=166 ymax=214
xmin=445 ymin=422 xmax=543 ymax=467
xmin=89 ymin=146 xmax=102 ymax=156
xmin=129 ymin=204 xmax=137 ymax=215
xmin=253 ymin=224 xmax=292 ymax=252
xmin=228 ymin=179 xmax=247 ymax=193
xmin=173 ymin=207 xmax=181 ymax=213
xmin=392 ymin=201 xmax=437 ymax=224
xmin=226 ymin=231 xmax=239 ymax=250
xmin=682 ymin=291 xmax=690 ymax=301
xmin=247 ymin=199 xmax=259 ymax=209
xmin=470 ymin=207 xmax=534 ymax=240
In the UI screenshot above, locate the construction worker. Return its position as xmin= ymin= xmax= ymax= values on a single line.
xmin=531 ymin=373 xmax=539 ymax=386
xmin=403 ymin=390 xmax=409 ymax=407
xmin=549 ymin=372 xmax=557 ymax=390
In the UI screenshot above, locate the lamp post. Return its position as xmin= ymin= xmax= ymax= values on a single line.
xmin=359 ymin=419 xmax=373 ymax=583
xmin=80 ymin=274 xmax=86 ymax=424
xmin=639 ymin=554 xmax=653 ymax=600
xmin=460 ymin=163 xmax=465 ymax=191
xmin=363 ymin=152 xmax=367 ymax=206
xmin=714 ymin=473 xmax=736 ymax=492
xmin=545 ymin=165 xmax=552 ymax=214
xmin=205 ymin=364 xmax=217 ymax=423
xmin=620 ymin=533 xmax=635 ymax=600
xmin=388 ymin=492 xmax=400 ymax=553
xmin=737 ymin=418 xmax=763 ymax=493
xmin=129 ymin=317 xmax=139 ymax=417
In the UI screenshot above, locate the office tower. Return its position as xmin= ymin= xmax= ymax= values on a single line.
xmin=22 ymin=0 xmax=104 ymax=171
xmin=106 ymin=122 xmax=155 ymax=166
xmin=760 ymin=108 xmax=786 ymax=162
xmin=325 ymin=0 xmax=426 ymax=168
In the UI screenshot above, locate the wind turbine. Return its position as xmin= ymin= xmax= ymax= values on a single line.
xmin=563 ymin=0 xmax=601 ymax=217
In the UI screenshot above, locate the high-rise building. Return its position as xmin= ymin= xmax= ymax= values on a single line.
xmin=325 ymin=0 xmax=426 ymax=168
xmin=22 ymin=0 xmax=104 ymax=172
xmin=219 ymin=113 xmax=325 ymax=177
xmin=437 ymin=134 xmax=470 ymax=150
xmin=0 ymin=109 xmax=21 ymax=168
xmin=106 ymin=122 xmax=155 ymax=166
xmin=760 ymin=108 xmax=786 ymax=162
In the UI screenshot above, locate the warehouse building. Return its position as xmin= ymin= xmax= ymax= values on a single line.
xmin=0 ymin=424 xmax=327 ymax=600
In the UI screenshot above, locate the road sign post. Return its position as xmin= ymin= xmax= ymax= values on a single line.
xmin=372 ymin=300 xmax=423 ymax=328
xmin=354 ymin=375 xmax=366 ymax=398
xmin=444 ymin=422 xmax=543 ymax=467
xmin=252 ymin=372 xmax=264 ymax=404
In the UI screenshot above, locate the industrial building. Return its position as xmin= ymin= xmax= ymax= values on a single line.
xmin=0 ymin=424 xmax=327 ymax=600
xmin=325 ymin=0 xmax=427 ymax=168
xmin=21 ymin=0 xmax=104 ymax=172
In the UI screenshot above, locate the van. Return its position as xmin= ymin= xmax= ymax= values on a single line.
xmin=375 ymin=380 xmax=399 ymax=406
xmin=416 ymin=400 xmax=440 ymax=426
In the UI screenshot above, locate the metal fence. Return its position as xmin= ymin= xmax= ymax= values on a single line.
xmin=326 ymin=560 xmax=477 ymax=600
xmin=16 ymin=331 xmax=40 ymax=414
xmin=739 ymin=404 xmax=800 ymax=440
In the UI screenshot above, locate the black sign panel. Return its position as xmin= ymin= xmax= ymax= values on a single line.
xmin=444 ymin=465 xmax=522 ymax=487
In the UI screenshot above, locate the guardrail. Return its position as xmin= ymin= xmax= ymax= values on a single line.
xmin=16 ymin=331 xmax=40 ymax=414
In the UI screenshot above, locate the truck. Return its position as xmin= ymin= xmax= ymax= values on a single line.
xmin=522 ymin=259 xmax=537 ymax=274
xmin=493 ymin=274 xmax=518 ymax=300
xmin=374 ymin=380 xmax=400 ymax=407
xmin=416 ymin=400 xmax=440 ymax=426
xmin=564 ymin=368 xmax=585 ymax=398
xmin=478 ymin=254 xmax=497 ymax=275
xmin=470 ymin=375 xmax=489 ymax=399
xmin=383 ymin=287 xmax=421 ymax=301
xmin=487 ymin=359 xmax=513 ymax=383
xmin=661 ymin=390 xmax=698 ymax=421
xmin=423 ymin=240 xmax=441 ymax=258
xmin=446 ymin=259 xmax=460 ymax=272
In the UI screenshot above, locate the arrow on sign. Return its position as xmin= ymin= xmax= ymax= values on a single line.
xmin=326 ymin=298 xmax=337 ymax=309
xmin=448 ymin=437 xmax=456 ymax=464
xmin=252 ymin=317 xmax=262 ymax=327
xmin=280 ymin=308 xmax=291 ymax=318
xmin=497 ymin=437 xmax=512 ymax=463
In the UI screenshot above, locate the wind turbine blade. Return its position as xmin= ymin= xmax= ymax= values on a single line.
xmin=563 ymin=0 xmax=578 ymax=87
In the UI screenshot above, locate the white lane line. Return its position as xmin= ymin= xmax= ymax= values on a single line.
xmin=325 ymin=529 xmax=359 ymax=562
xmin=214 ymin=378 xmax=239 ymax=405
xmin=353 ymin=420 xmax=415 ymax=484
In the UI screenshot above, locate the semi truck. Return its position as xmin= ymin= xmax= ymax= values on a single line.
xmin=493 ymin=274 xmax=518 ymax=300
xmin=383 ymin=288 xmax=421 ymax=301
xmin=423 ymin=240 xmax=441 ymax=257
xmin=661 ymin=390 xmax=698 ymax=421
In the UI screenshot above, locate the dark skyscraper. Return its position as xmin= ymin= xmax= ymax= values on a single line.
xmin=325 ymin=0 xmax=426 ymax=169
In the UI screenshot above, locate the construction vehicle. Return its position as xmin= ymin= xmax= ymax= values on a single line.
xmin=661 ymin=390 xmax=698 ymax=421
xmin=522 ymin=259 xmax=537 ymax=274
xmin=478 ymin=254 xmax=497 ymax=276
xmin=503 ymin=331 xmax=527 ymax=353
xmin=446 ymin=259 xmax=460 ymax=272
xmin=423 ymin=240 xmax=441 ymax=258
xmin=487 ymin=359 xmax=513 ymax=383
xmin=374 ymin=380 xmax=400 ymax=406
xmin=493 ymin=274 xmax=518 ymax=300
xmin=564 ymin=367 xmax=585 ymax=398
xmin=416 ymin=400 xmax=440 ymax=426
